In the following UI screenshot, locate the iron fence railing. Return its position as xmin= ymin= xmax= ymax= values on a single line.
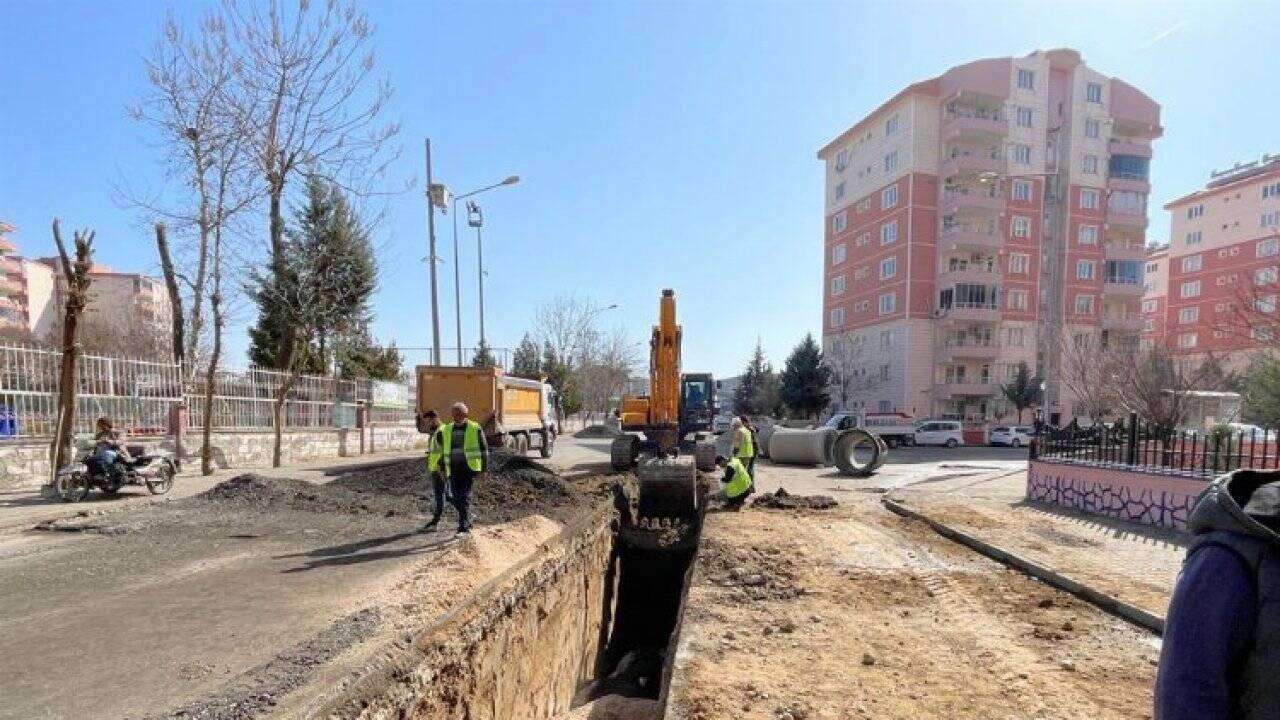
xmin=1033 ymin=412 xmax=1280 ymax=480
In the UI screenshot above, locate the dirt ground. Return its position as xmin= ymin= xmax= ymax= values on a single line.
xmin=666 ymin=492 xmax=1161 ymax=720
xmin=892 ymin=470 xmax=1185 ymax=618
xmin=0 ymin=454 xmax=604 ymax=720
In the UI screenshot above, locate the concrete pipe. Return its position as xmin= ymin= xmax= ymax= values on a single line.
xmin=831 ymin=429 xmax=888 ymax=477
xmin=766 ymin=427 xmax=838 ymax=466
xmin=755 ymin=424 xmax=778 ymax=458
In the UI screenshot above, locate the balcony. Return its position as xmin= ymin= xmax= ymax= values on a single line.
xmin=1101 ymin=314 xmax=1144 ymax=332
xmin=940 ymin=381 xmax=998 ymax=398
xmin=1108 ymin=175 xmax=1150 ymax=194
xmin=0 ymin=257 xmax=21 ymax=274
xmin=942 ymin=188 xmax=1004 ymax=215
xmin=938 ymin=339 xmax=1000 ymax=361
xmin=1109 ymin=137 xmax=1152 ymax=158
xmin=938 ymin=267 xmax=999 ymax=286
xmin=942 ymin=110 xmax=1007 ymax=141
xmin=1103 ymin=278 xmax=1144 ymax=296
xmin=1107 ymin=208 xmax=1148 ymax=228
xmin=1103 ymin=241 xmax=1147 ymax=261
xmin=939 ymin=226 xmax=1003 ymax=251
xmin=0 ymin=276 xmax=24 ymax=295
xmin=0 ymin=239 xmax=15 ymax=254
xmin=941 ymin=149 xmax=1004 ymax=178
xmin=942 ymin=302 xmax=1001 ymax=323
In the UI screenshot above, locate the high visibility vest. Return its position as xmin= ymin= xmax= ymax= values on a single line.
xmin=440 ymin=420 xmax=484 ymax=472
xmin=425 ymin=427 xmax=443 ymax=472
xmin=724 ymin=457 xmax=751 ymax=499
xmin=735 ymin=426 xmax=754 ymax=459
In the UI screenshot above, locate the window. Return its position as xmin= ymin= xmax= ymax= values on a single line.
xmin=882 ymin=185 xmax=898 ymax=209
xmin=1017 ymin=68 xmax=1035 ymax=90
xmin=1257 ymin=294 xmax=1278 ymax=314
xmin=879 ymin=256 xmax=897 ymax=280
xmin=855 ymin=233 xmax=870 ymax=247
xmin=879 ymin=330 xmax=894 ymax=348
xmin=1086 ymin=82 xmax=1103 ymax=103
xmin=1080 ymin=189 xmax=1100 ymax=210
xmin=834 ymin=182 xmax=845 ymax=200
xmin=880 ymin=220 xmax=898 ymax=245
xmin=1146 ymin=262 xmax=1159 ymax=273
xmin=1007 ymin=289 xmax=1028 ymax=310
xmin=1013 ymin=144 xmax=1032 ymax=165
xmin=829 ymin=307 xmax=844 ymax=328
xmin=1082 ymin=155 xmax=1099 ymax=174
xmin=1005 ymin=327 xmax=1025 ymax=346
xmin=1016 ymin=107 xmax=1032 ymax=128
xmin=1142 ymin=299 xmax=1156 ymax=313
xmin=830 ymin=275 xmax=846 ymax=296
xmin=1181 ymin=280 xmax=1201 ymax=298
xmin=1263 ymin=212 xmax=1280 ymax=228
xmin=1253 ymin=327 xmax=1275 ymax=342
xmin=1144 ymin=319 xmax=1156 ymax=332
xmin=854 ymin=299 xmax=869 ymax=312
xmin=877 ymin=400 xmax=891 ymax=413
xmin=883 ymin=150 xmax=898 ymax=173
xmin=1011 ymin=216 xmax=1031 ymax=238
xmin=1181 ymin=255 xmax=1202 ymax=272
xmin=878 ymin=292 xmax=895 ymax=315
xmin=1178 ymin=332 xmax=1198 ymax=349
xmin=1077 ymin=225 xmax=1098 ymax=244
xmin=885 ymin=114 xmax=900 ymax=135
xmin=1263 ymin=182 xmax=1280 ymax=199
xmin=835 ymin=148 xmax=850 ymax=172
xmin=1009 ymin=253 xmax=1030 ymax=274
xmin=853 ymin=265 xmax=869 ymax=280
xmin=1186 ymin=230 xmax=1202 ymax=245
xmin=1084 ymin=118 xmax=1100 ymax=138
xmin=832 ymin=211 xmax=847 ymax=233
xmin=1076 ymin=260 xmax=1095 ymax=280
xmin=832 ymin=243 xmax=846 ymax=265
xmin=1012 ymin=180 xmax=1031 ymax=202
xmin=1074 ymin=295 xmax=1095 ymax=314
xmin=1256 ymin=267 xmax=1278 ymax=286
xmin=1179 ymin=307 xmax=1199 ymax=324
xmin=1187 ymin=204 xmax=1204 ymax=219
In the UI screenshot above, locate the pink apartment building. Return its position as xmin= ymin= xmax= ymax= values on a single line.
xmin=1155 ymin=154 xmax=1280 ymax=368
xmin=818 ymin=49 xmax=1160 ymax=425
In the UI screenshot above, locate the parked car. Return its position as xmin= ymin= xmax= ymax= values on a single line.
xmin=989 ymin=425 xmax=1034 ymax=448
xmin=823 ymin=411 xmax=916 ymax=448
xmin=914 ymin=420 xmax=965 ymax=448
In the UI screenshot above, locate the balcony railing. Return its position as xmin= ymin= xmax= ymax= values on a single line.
xmin=943 ymin=187 xmax=1004 ymax=213
xmin=939 ymin=225 xmax=1003 ymax=249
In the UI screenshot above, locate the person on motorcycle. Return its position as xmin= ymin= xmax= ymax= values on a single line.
xmin=93 ymin=417 xmax=131 ymax=474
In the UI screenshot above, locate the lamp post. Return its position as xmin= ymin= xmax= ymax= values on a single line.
xmin=467 ymin=201 xmax=488 ymax=347
xmin=423 ymin=139 xmax=450 ymax=365
xmin=448 ymin=175 xmax=520 ymax=364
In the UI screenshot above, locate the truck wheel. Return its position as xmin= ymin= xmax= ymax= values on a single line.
xmin=515 ymin=434 xmax=529 ymax=455
xmin=539 ymin=431 xmax=554 ymax=459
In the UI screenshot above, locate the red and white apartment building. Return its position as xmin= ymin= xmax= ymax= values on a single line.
xmin=818 ymin=49 xmax=1160 ymax=425
xmin=1146 ymin=154 xmax=1280 ymax=369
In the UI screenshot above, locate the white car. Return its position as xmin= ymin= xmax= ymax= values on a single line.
xmin=914 ymin=420 xmax=966 ymax=448
xmin=989 ymin=425 xmax=1034 ymax=448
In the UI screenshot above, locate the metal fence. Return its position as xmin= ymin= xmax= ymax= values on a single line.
xmin=0 ymin=342 xmax=416 ymax=439
xmin=1034 ymin=412 xmax=1280 ymax=480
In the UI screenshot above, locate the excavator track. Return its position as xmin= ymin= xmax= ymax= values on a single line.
xmin=610 ymin=435 xmax=639 ymax=471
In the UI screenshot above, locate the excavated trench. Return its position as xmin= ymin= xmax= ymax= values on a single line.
xmin=316 ymin=480 xmax=702 ymax=720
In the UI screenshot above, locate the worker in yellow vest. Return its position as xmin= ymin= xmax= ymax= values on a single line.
xmin=421 ymin=409 xmax=451 ymax=533
xmin=439 ymin=402 xmax=490 ymax=536
xmin=731 ymin=416 xmax=758 ymax=488
xmin=713 ymin=454 xmax=752 ymax=509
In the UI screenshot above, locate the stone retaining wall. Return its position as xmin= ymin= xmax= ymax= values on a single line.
xmin=1027 ymin=459 xmax=1210 ymax=531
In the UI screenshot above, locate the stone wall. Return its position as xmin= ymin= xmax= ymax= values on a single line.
xmin=1027 ymin=459 xmax=1210 ymax=531
xmin=0 ymin=440 xmax=54 ymax=493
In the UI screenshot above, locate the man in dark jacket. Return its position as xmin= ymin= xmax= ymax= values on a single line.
xmin=1156 ymin=468 xmax=1280 ymax=720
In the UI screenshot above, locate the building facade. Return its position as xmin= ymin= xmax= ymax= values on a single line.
xmin=1155 ymin=154 xmax=1280 ymax=370
xmin=818 ymin=49 xmax=1160 ymax=424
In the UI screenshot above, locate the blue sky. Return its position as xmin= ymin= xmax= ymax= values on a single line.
xmin=2 ymin=0 xmax=1277 ymax=379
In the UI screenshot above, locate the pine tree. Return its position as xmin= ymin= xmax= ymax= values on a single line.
xmin=1000 ymin=362 xmax=1043 ymax=423
xmin=472 ymin=340 xmax=496 ymax=368
xmin=511 ymin=333 xmax=542 ymax=378
xmin=733 ymin=341 xmax=769 ymax=415
xmin=542 ymin=342 xmax=580 ymax=423
xmin=337 ymin=332 xmax=404 ymax=381
xmin=780 ymin=333 xmax=831 ymax=418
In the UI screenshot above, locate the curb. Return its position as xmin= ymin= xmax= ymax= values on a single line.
xmin=882 ymin=496 xmax=1165 ymax=636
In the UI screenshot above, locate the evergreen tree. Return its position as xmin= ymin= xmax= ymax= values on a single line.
xmin=733 ymin=341 xmax=769 ymax=415
xmin=1242 ymin=353 xmax=1280 ymax=428
xmin=780 ymin=333 xmax=831 ymax=418
xmin=337 ymin=332 xmax=404 ymax=381
xmin=1000 ymin=362 xmax=1043 ymax=423
xmin=511 ymin=333 xmax=542 ymax=378
xmin=472 ymin=340 xmax=496 ymax=368
xmin=542 ymin=342 xmax=580 ymax=423
xmin=755 ymin=364 xmax=785 ymax=418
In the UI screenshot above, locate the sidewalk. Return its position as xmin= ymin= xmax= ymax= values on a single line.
xmin=891 ymin=469 xmax=1185 ymax=620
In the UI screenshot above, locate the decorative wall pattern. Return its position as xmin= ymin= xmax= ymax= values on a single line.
xmin=1027 ymin=461 xmax=1208 ymax=531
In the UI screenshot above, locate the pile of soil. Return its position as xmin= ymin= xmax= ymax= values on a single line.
xmin=575 ymin=424 xmax=622 ymax=438
xmin=555 ymin=695 xmax=660 ymax=720
xmin=752 ymin=487 xmax=838 ymax=511
xmin=698 ymin=536 xmax=804 ymax=601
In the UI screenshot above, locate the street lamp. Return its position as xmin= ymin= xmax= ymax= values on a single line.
xmin=448 ymin=175 xmax=520 ymax=364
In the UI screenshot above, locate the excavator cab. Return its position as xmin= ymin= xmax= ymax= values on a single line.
xmin=679 ymin=373 xmax=715 ymax=438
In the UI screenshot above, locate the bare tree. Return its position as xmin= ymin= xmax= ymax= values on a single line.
xmin=218 ymin=0 xmax=398 ymax=372
xmin=575 ymin=327 xmax=639 ymax=423
xmin=533 ymin=294 xmax=610 ymax=371
xmin=1058 ymin=332 xmax=1120 ymax=424
xmin=1222 ymin=234 xmax=1280 ymax=352
xmin=823 ymin=335 xmax=885 ymax=413
xmin=153 ymin=224 xmax=185 ymax=365
xmin=77 ymin=316 xmax=173 ymax=361
xmin=50 ymin=220 xmax=95 ymax=472
xmin=1108 ymin=341 xmax=1226 ymax=430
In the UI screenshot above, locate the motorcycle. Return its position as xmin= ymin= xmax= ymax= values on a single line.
xmin=54 ymin=439 xmax=178 ymax=502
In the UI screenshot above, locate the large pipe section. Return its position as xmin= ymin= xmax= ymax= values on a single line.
xmin=763 ymin=427 xmax=888 ymax=476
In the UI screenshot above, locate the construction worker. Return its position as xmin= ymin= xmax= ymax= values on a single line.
xmin=439 ymin=402 xmax=489 ymax=536
xmin=731 ymin=416 xmax=757 ymax=485
xmin=420 ymin=409 xmax=450 ymax=533
xmin=713 ymin=454 xmax=751 ymax=510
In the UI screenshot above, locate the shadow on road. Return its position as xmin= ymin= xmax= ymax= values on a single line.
xmin=275 ymin=530 xmax=454 ymax=572
xmin=1015 ymin=497 xmax=1190 ymax=549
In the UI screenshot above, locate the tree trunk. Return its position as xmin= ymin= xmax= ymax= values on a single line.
xmin=154 ymin=224 xmax=185 ymax=367
xmin=201 ymin=239 xmax=223 ymax=476
xmin=49 ymin=220 xmax=94 ymax=473
xmin=268 ymin=182 xmax=297 ymax=372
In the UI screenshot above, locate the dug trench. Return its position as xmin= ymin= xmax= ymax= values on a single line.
xmin=277 ymin=468 xmax=707 ymax=720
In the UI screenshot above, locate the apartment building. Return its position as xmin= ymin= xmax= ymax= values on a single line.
xmin=1157 ymin=153 xmax=1280 ymax=370
xmin=818 ymin=49 xmax=1160 ymax=424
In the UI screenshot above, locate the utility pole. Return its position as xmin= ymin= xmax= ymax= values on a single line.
xmin=424 ymin=139 xmax=442 ymax=365
xmin=468 ymin=201 xmax=487 ymax=345
xmin=452 ymin=201 xmax=463 ymax=365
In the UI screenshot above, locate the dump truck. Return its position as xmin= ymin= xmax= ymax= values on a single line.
xmin=414 ymin=366 xmax=557 ymax=458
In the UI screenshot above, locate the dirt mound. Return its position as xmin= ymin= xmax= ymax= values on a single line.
xmin=197 ymin=474 xmax=409 ymax=516
xmin=752 ymin=487 xmax=837 ymax=511
xmin=698 ymin=536 xmax=804 ymax=601
xmin=555 ymin=695 xmax=660 ymax=720
xmin=575 ymin=424 xmax=622 ymax=438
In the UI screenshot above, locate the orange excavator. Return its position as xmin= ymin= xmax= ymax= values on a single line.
xmin=610 ymin=289 xmax=716 ymax=518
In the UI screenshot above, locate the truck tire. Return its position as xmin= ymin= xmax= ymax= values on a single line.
xmin=515 ymin=434 xmax=529 ymax=455
xmin=539 ymin=431 xmax=554 ymax=459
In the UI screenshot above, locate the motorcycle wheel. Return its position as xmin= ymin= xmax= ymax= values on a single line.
xmin=145 ymin=462 xmax=175 ymax=495
xmin=100 ymin=475 xmax=123 ymax=496
xmin=56 ymin=471 xmax=91 ymax=502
